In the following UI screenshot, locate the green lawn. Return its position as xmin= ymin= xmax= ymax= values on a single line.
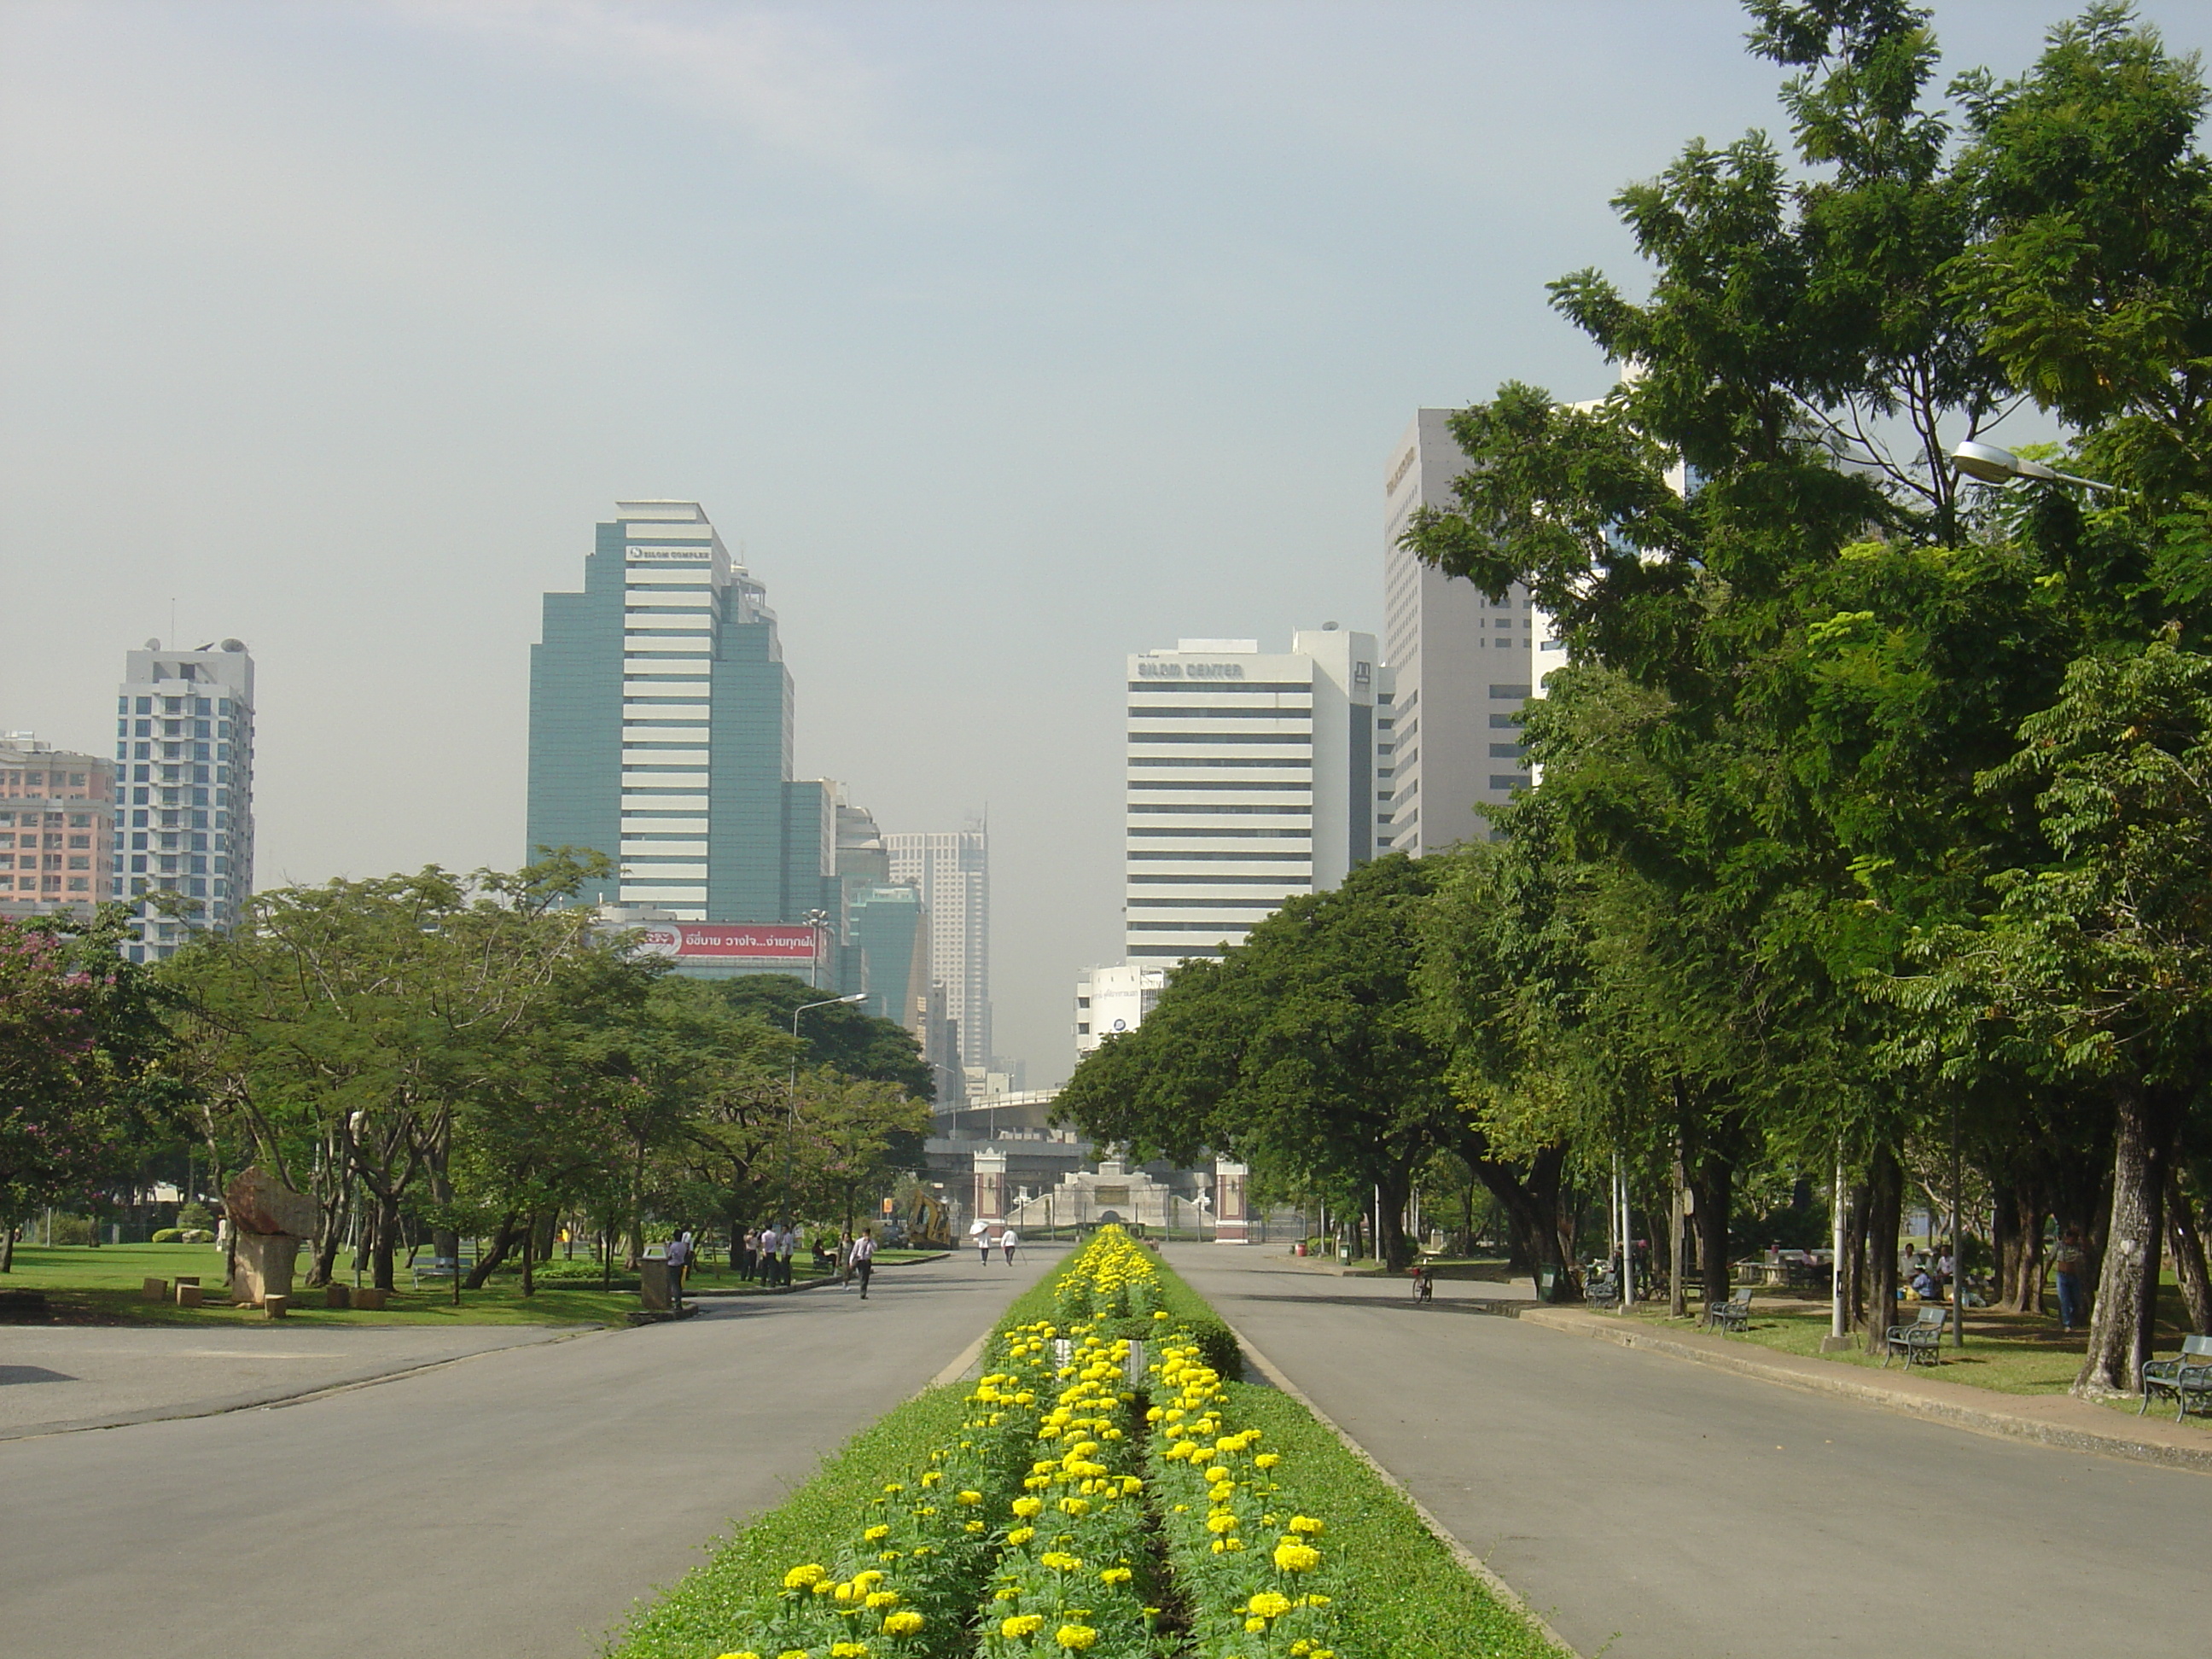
xmin=1622 ymin=1283 xmax=2211 ymax=1431
xmin=0 ymin=1242 xmax=952 ymax=1328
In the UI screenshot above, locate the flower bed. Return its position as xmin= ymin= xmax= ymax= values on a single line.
xmin=620 ymin=1227 xmax=1557 ymax=1659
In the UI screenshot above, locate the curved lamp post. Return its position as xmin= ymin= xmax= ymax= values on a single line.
xmin=1950 ymin=439 xmax=2117 ymax=493
xmin=783 ymin=993 xmax=868 ymax=1226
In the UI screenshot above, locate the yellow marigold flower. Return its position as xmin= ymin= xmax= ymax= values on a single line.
xmin=775 ymin=1651 xmax=810 ymax=1659
xmin=992 ymin=1586 xmax=1024 ymax=1602
xmin=717 ymin=1652 xmax=762 ymax=1659
xmin=1274 ymin=1540 xmax=1321 ymax=1573
xmin=1039 ymin=1551 xmax=1083 ymax=1572
xmin=1248 ymin=1592 xmax=1292 ymax=1619
xmin=1207 ymin=1512 xmax=1239 ymax=1534
xmin=830 ymin=1645 xmax=869 ymax=1659
xmin=1055 ymin=1626 xmax=1098 ymax=1651
xmin=1246 ymin=1617 xmax=1268 ymax=1633
xmin=853 ymin=1571 xmax=884 ymax=1591
xmin=783 ymin=1564 xmax=828 ymax=1590
xmin=958 ymin=1490 xmax=983 ymax=1505
xmin=964 ymin=1521 xmax=985 ymax=1534
xmin=1254 ymin=1453 xmax=1282 ymax=1469
xmin=863 ymin=1526 xmax=890 ymax=1541
xmin=882 ymin=1483 xmax=905 ymax=1494
xmin=882 ymin=1611 xmax=923 ymax=1637
xmin=864 ymin=1591 xmax=899 ymax=1610
xmin=1007 ymin=1527 xmax=1036 ymax=1545
xmin=1058 ymin=1498 xmax=1091 ymax=1516
xmin=1001 ymin=1613 xmax=1045 ymax=1639
xmin=1012 ymin=1497 xmax=1044 ymax=1517
xmin=1289 ymin=1516 xmax=1324 ymax=1536
xmin=1099 ymin=1567 xmax=1133 ymax=1585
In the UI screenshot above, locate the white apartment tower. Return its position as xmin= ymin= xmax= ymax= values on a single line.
xmin=1382 ymin=409 xmax=1565 ymax=851
xmin=114 ymin=640 xmax=256 ymax=961
xmin=885 ymin=829 xmax=990 ymax=1072
xmin=1123 ymin=631 xmax=1382 ymax=964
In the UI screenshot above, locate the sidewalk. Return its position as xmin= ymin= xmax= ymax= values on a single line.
xmin=1516 ymin=1304 xmax=2212 ymax=1474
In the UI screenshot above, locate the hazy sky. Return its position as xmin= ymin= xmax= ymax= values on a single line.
xmin=5 ymin=1 xmax=2208 ymax=1085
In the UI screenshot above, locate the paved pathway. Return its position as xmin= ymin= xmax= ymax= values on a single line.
xmin=0 ymin=1323 xmax=574 ymax=1438
xmin=0 ymin=1249 xmax=1054 ymax=1658
xmin=1166 ymin=1244 xmax=2211 ymax=1659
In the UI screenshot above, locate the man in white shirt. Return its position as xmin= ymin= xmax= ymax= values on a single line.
xmin=1001 ymin=1227 xmax=1020 ymax=1266
xmin=777 ymin=1221 xmax=797 ymax=1289
xmin=756 ymin=1224 xmax=781 ymax=1288
xmin=851 ymin=1228 xmax=877 ymax=1299
xmin=664 ymin=1230 xmax=691 ymax=1309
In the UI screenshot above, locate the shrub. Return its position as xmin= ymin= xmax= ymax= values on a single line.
xmin=178 ymin=1202 xmax=216 ymax=1231
xmin=151 ymin=1228 xmax=185 ymax=1243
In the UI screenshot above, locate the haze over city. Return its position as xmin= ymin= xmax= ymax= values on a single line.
xmin=9 ymin=0 xmax=2211 ymax=1082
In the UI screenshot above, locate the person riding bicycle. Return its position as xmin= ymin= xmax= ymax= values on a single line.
xmin=1411 ymin=1260 xmax=1435 ymax=1302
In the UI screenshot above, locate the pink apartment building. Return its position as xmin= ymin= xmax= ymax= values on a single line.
xmin=0 ymin=734 xmax=117 ymax=922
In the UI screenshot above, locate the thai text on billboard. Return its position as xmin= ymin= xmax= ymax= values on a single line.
xmin=637 ymin=923 xmax=819 ymax=960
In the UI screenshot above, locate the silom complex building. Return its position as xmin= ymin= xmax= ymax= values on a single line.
xmin=527 ymin=500 xmax=844 ymax=928
xmin=1381 ymin=408 xmax=1565 ymax=851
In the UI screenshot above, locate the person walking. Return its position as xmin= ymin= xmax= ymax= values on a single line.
xmin=1001 ymin=1226 xmax=1019 ymax=1266
xmin=852 ymin=1227 xmax=877 ymax=1300
xmin=838 ymin=1230 xmax=856 ymax=1289
xmin=755 ymin=1223 xmax=779 ymax=1288
xmin=777 ymin=1220 xmax=797 ymax=1289
xmin=2054 ymin=1226 xmax=2088 ymax=1333
xmin=976 ymin=1225 xmax=992 ymax=1266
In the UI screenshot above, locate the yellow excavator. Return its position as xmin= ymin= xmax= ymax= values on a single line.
xmin=905 ymin=1185 xmax=953 ymax=1249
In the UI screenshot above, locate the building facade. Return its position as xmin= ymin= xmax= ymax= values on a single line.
xmin=0 ymin=735 xmax=117 ymax=923
xmin=1122 ymin=630 xmax=1381 ymax=965
xmin=111 ymin=640 xmax=257 ymax=960
xmin=886 ymin=829 xmax=990 ymax=1073
xmin=1074 ymin=961 xmax=1167 ymax=1057
xmin=527 ymin=500 xmax=842 ymax=927
xmin=1382 ymin=410 xmax=1564 ymax=852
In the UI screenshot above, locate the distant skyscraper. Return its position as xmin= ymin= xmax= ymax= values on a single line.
xmin=111 ymin=640 xmax=256 ymax=960
xmin=886 ymin=830 xmax=989 ymax=1072
xmin=527 ymin=500 xmax=840 ymax=927
xmin=1382 ymin=410 xmax=1563 ymax=852
xmin=0 ymin=734 xmax=117 ymax=923
xmin=1122 ymin=631 xmax=1382 ymax=965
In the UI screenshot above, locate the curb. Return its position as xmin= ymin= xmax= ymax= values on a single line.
xmin=1223 ymin=1322 xmax=1582 ymax=1658
xmin=1515 ymin=1307 xmax=2212 ymax=1476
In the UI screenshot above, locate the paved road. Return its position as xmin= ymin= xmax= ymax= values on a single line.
xmin=1167 ymin=1245 xmax=2211 ymax=1659
xmin=0 ymin=1250 xmax=1054 ymax=1659
xmin=0 ymin=1323 xmax=575 ymax=1438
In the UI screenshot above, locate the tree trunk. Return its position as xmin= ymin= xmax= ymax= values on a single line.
xmin=1860 ymin=1147 xmax=1903 ymax=1354
xmin=1668 ymin=1138 xmax=1688 ymax=1318
xmin=1377 ymin=1163 xmax=1414 ymax=1272
xmin=1993 ymin=1179 xmax=2047 ymax=1314
xmin=1 ymin=1222 xmax=14 ymax=1272
xmin=464 ymin=1213 xmax=524 ymax=1290
xmin=1691 ymin=1147 xmax=1733 ymax=1310
xmin=371 ymin=1194 xmax=400 ymax=1292
xmin=2075 ymin=1089 xmax=2174 ymax=1397
xmin=520 ymin=1214 xmax=536 ymax=1299
xmin=2163 ymin=1169 xmax=2210 ymax=1336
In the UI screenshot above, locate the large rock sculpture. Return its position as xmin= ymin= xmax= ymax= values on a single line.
xmin=224 ymin=1167 xmax=317 ymax=1307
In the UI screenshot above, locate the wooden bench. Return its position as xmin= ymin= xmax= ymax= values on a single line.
xmin=2140 ymin=1334 xmax=2212 ymax=1420
xmin=409 ymin=1254 xmax=474 ymax=1289
xmin=1706 ymin=1288 xmax=1754 ymax=1333
xmin=1883 ymin=1306 xmax=1948 ymax=1368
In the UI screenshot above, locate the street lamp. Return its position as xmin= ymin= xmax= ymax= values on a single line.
xmin=1949 ymin=439 xmax=2117 ymax=493
xmin=783 ymin=993 xmax=868 ymax=1228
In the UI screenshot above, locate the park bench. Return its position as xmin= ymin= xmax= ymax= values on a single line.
xmin=1706 ymin=1288 xmax=1754 ymax=1333
xmin=2140 ymin=1334 xmax=2212 ymax=1420
xmin=409 ymin=1254 xmax=474 ymax=1289
xmin=1883 ymin=1306 xmax=1948 ymax=1369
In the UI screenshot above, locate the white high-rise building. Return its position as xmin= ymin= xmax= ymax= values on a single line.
xmin=114 ymin=639 xmax=256 ymax=961
xmin=1382 ymin=410 xmax=1565 ymax=852
xmin=1123 ymin=630 xmax=1382 ymax=965
xmin=886 ymin=829 xmax=990 ymax=1072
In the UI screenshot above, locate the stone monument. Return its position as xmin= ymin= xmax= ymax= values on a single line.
xmin=224 ymin=1167 xmax=317 ymax=1307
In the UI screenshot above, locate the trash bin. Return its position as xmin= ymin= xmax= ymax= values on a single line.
xmin=1537 ymin=1263 xmax=1560 ymax=1303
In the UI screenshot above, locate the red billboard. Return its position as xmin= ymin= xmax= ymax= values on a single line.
xmin=637 ymin=923 xmax=820 ymax=960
